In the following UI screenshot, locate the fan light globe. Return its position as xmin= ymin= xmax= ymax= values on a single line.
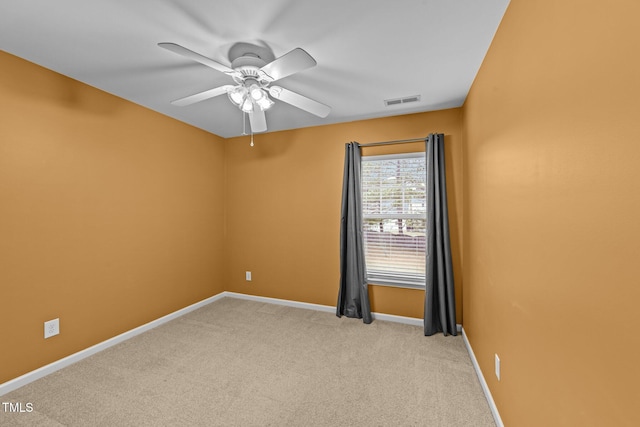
xmin=241 ymin=98 xmax=254 ymax=113
xmin=228 ymin=83 xmax=274 ymax=113
xmin=256 ymin=96 xmax=274 ymax=110
xmin=228 ymin=87 xmax=246 ymax=105
xmin=249 ymin=84 xmax=265 ymax=101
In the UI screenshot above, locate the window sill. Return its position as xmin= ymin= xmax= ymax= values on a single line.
xmin=366 ymin=280 xmax=425 ymax=290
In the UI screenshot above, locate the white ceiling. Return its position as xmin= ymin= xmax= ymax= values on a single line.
xmin=0 ymin=0 xmax=510 ymax=138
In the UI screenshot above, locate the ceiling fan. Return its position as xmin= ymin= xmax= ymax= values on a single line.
xmin=158 ymin=41 xmax=331 ymax=133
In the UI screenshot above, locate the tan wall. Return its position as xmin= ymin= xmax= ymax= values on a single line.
xmin=462 ymin=0 xmax=640 ymax=425
xmin=0 ymin=51 xmax=226 ymax=384
xmin=224 ymin=108 xmax=463 ymax=321
xmin=1 ymin=49 xmax=464 ymax=386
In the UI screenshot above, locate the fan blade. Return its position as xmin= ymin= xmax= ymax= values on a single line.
xmin=158 ymin=42 xmax=236 ymax=76
xmin=171 ymin=85 xmax=234 ymax=107
xmin=259 ymin=48 xmax=316 ymax=82
xmin=268 ymin=86 xmax=331 ymax=118
xmin=248 ymin=109 xmax=267 ymax=133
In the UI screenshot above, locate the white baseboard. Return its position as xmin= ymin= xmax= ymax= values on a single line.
xmin=0 ymin=293 xmax=227 ymax=397
xmin=462 ymin=327 xmax=504 ymax=427
xmin=224 ymin=291 xmax=462 ymax=332
xmin=373 ymin=311 xmax=423 ymax=327
xmin=223 ymin=291 xmax=433 ymax=327
xmin=222 ymin=291 xmax=336 ymax=313
xmin=1 ymin=290 xmax=462 ymax=397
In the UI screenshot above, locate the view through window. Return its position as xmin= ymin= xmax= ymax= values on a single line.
xmin=361 ymin=152 xmax=426 ymax=288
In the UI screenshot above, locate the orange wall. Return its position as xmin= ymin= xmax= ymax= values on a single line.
xmin=1 ymin=49 xmax=464 ymax=387
xmin=462 ymin=0 xmax=640 ymax=425
xmin=0 ymin=51 xmax=226 ymax=384
xmin=224 ymin=108 xmax=463 ymax=321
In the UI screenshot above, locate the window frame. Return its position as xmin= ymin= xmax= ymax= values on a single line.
xmin=361 ymin=151 xmax=426 ymax=290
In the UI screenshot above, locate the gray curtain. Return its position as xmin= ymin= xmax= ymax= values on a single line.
xmin=424 ymin=134 xmax=457 ymax=336
xmin=336 ymin=142 xmax=372 ymax=324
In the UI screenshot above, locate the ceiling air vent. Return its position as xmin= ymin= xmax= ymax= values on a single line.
xmin=384 ymin=95 xmax=421 ymax=107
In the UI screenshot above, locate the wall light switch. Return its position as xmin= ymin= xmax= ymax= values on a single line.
xmin=246 ymin=271 xmax=252 ymax=281
xmin=495 ymin=353 xmax=501 ymax=381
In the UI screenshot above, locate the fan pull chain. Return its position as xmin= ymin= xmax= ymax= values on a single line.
xmin=241 ymin=112 xmax=253 ymax=147
xmin=241 ymin=112 xmax=247 ymax=135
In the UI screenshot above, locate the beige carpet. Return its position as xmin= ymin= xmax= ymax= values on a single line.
xmin=1 ymin=297 xmax=495 ymax=426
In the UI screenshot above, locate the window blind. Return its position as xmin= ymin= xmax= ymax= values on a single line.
xmin=361 ymin=153 xmax=426 ymax=288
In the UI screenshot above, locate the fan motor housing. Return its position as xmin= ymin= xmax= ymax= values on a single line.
xmin=228 ymin=42 xmax=275 ymax=62
xmin=231 ymin=56 xmax=267 ymax=78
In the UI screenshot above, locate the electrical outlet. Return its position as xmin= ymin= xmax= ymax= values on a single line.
xmin=495 ymin=354 xmax=501 ymax=381
xmin=245 ymin=271 xmax=252 ymax=281
xmin=44 ymin=318 xmax=60 ymax=339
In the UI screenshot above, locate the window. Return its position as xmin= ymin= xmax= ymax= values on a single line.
xmin=361 ymin=152 xmax=426 ymax=288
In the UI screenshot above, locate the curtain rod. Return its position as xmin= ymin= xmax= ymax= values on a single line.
xmin=357 ymin=137 xmax=427 ymax=147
